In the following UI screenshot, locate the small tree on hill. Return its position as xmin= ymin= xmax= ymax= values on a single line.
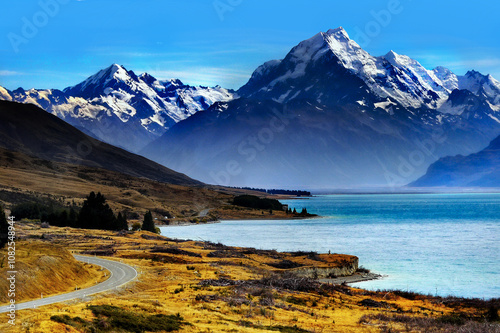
xmin=116 ymin=212 xmax=128 ymax=231
xmin=68 ymin=208 xmax=77 ymax=228
xmin=142 ymin=211 xmax=156 ymax=233
xmin=0 ymin=205 xmax=8 ymax=249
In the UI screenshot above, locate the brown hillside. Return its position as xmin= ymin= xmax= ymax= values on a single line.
xmin=0 ymin=100 xmax=200 ymax=186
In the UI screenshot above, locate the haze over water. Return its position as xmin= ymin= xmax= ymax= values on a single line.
xmin=160 ymin=193 xmax=500 ymax=299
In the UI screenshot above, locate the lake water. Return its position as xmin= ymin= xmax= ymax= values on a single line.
xmin=160 ymin=193 xmax=500 ymax=299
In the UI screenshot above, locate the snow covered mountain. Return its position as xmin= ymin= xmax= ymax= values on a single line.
xmin=238 ymin=27 xmax=500 ymax=113
xmin=142 ymin=27 xmax=500 ymax=188
xmin=2 ymin=27 xmax=500 ymax=188
xmin=1 ymin=64 xmax=234 ymax=152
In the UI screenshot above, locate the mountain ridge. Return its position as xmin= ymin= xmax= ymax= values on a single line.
xmin=238 ymin=27 xmax=500 ymax=113
xmin=0 ymin=64 xmax=235 ymax=152
xmin=141 ymin=27 xmax=500 ymax=187
xmin=2 ymin=27 xmax=500 ymax=188
xmin=410 ymin=134 xmax=500 ymax=187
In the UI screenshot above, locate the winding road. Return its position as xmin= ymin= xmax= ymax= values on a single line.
xmin=0 ymin=255 xmax=137 ymax=313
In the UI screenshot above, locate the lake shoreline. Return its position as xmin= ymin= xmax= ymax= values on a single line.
xmin=320 ymin=272 xmax=384 ymax=285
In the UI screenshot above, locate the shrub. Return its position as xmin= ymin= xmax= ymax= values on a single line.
xmin=51 ymin=305 xmax=189 ymax=332
xmin=150 ymin=246 xmax=202 ymax=258
xmin=357 ymin=266 xmax=370 ymax=273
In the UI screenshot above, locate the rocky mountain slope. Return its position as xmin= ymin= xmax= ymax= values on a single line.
xmin=410 ymin=135 xmax=500 ymax=187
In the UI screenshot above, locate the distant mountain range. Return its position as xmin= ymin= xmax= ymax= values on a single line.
xmin=411 ymin=134 xmax=500 ymax=187
xmin=0 ymin=65 xmax=234 ymax=152
xmin=141 ymin=27 xmax=500 ymax=187
xmin=0 ymin=100 xmax=200 ymax=186
xmin=2 ymin=27 xmax=500 ymax=188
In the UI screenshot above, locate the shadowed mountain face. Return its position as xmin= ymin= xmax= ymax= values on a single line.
xmin=410 ymin=135 xmax=500 ymax=187
xmin=140 ymin=97 xmax=499 ymax=188
xmin=0 ymin=100 xmax=201 ymax=186
xmin=141 ymin=28 xmax=500 ymax=188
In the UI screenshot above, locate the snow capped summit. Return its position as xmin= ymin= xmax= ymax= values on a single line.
xmin=65 ymin=64 xmax=137 ymax=98
xmin=322 ymin=27 xmax=371 ymax=72
xmin=432 ymin=66 xmax=459 ymax=91
xmin=325 ymin=26 xmax=350 ymax=38
xmin=459 ymin=70 xmax=500 ymax=102
xmin=3 ymin=64 xmax=235 ymax=152
xmin=239 ymin=27 xmax=500 ymax=112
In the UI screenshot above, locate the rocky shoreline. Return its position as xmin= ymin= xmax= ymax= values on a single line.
xmin=320 ymin=272 xmax=383 ymax=285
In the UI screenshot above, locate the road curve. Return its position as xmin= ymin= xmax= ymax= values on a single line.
xmin=0 ymin=255 xmax=137 ymax=313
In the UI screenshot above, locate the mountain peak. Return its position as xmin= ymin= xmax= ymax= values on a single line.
xmin=161 ymin=78 xmax=185 ymax=89
xmin=385 ymin=50 xmax=399 ymax=58
xmin=325 ymin=27 xmax=350 ymax=40
xmin=65 ymin=64 xmax=132 ymax=92
xmin=106 ymin=63 xmax=134 ymax=82
xmin=465 ymin=70 xmax=484 ymax=78
xmin=433 ymin=66 xmax=453 ymax=74
xmin=109 ymin=63 xmax=124 ymax=71
xmin=138 ymin=72 xmax=158 ymax=85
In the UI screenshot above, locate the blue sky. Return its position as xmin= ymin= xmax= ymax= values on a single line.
xmin=1 ymin=0 xmax=499 ymax=90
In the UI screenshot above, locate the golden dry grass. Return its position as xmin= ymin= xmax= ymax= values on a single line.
xmin=0 ymin=241 xmax=106 ymax=305
xmin=0 ymin=223 xmax=495 ymax=333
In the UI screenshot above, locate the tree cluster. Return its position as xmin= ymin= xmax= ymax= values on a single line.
xmin=228 ymin=187 xmax=311 ymax=196
xmin=286 ymin=207 xmax=312 ymax=217
xmin=77 ymin=192 xmax=127 ymax=231
xmin=232 ymin=195 xmax=283 ymax=211
xmin=10 ymin=192 xmax=128 ymax=231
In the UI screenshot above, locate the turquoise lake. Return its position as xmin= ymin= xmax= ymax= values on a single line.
xmin=160 ymin=193 xmax=500 ymax=299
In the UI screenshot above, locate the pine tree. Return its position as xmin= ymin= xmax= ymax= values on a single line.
xmin=68 ymin=208 xmax=77 ymax=228
xmin=77 ymin=192 xmax=116 ymax=230
xmin=57 ymin=210 xmax=69 ymax=227
xmin=116 ymin=212 xmax=128 ymax=231
xmin=0 ymin=205 xmax=8 ymax=249
xmin=142 ymin=211 xmax=156 ymax=233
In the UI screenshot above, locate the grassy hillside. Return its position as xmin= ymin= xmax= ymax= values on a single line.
xmin=0 ymin=100 xmax=200 ymax=186
xmin=0 ymin=147 xmax=295 ymax=222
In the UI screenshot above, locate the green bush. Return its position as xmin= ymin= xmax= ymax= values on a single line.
xmin=51 ymin=305 xmax=187 ymax=332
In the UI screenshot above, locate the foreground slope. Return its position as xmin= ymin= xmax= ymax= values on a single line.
xmin=0 ymin=100 xmax=200 ymax=186
xmin=1 ymin=224 xmax=497 ymax=333
xmin=410 ymin=135 xmax=500 ymax=187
